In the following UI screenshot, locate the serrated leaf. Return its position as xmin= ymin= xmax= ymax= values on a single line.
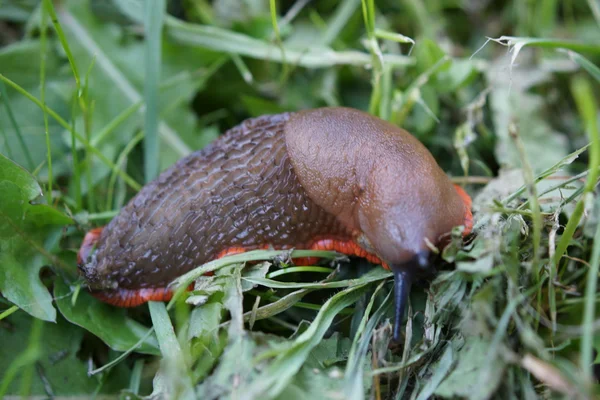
xmin=434 ymin=337 xmax=505 ymax=399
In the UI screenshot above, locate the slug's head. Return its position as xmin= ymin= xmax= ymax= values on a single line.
xmin=357 ymin=149 xmax=473 ymax=270
xmin=77 ymin=227 xmax=105 ymax=288
xmin=358 ymin=167 xmax=473 ymax=341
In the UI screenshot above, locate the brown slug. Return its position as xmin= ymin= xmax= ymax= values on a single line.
xmin=78 ymin=107 xmax=473 ymax=341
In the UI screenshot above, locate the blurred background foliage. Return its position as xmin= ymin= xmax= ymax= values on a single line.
xmin=0 ymin=0 xmax=599 ymax=398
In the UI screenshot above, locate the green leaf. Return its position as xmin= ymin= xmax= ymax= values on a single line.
xmin=196 ymin=335 xmax=257 ymax=399
xmin=0 ymin=311 xmax=132 ymax=395
xmin=0 ymin=1 xmax=37 ymax=22
xmin=0 ymin=154 xmax=72 ymax=322
xmin=416 ymin=343 xmax=456 ymax=400
xmin=240 ymin=262 xmax=271 ymax=292
xmin=188 ymin=302 xmax=227 ymax=382
xmin=436 ymin=58 xmax=477 ymax=93
xmin=54 ymin=278 xmax=160 ymax=355
xmin=52 ymin=0 xmax=224 ymax=179
xmin=240 ymin=283 xmax=372 ymax=399
xmin=435 ymin=337 xmax=505 ymax=399
xmin=487 ymin=62 xmax=569 ymax=173
xmin=0 ymin=148 xmax=40 ymax=198
xmin=275 ymin=337 xmax=349 ymax=400
xmin=0 ymin=40 xmax=70 ymax=174
xmin=414 ymin=39 xmax=448 ymax=76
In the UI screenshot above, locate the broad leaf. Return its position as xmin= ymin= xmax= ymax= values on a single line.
xmin=0 ymin=154 xmax=72 ymax=321
xmin=0 ymin=311 xmax=132 ymax=395
xmin=54 ymin=278 xmax=160 ymax=355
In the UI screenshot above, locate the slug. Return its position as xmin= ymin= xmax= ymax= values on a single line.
xmin=78 ymin=107 xmax=473 ymax=340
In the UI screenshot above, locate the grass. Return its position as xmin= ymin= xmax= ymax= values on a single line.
xmin=142 ymin=0 xmax=164 ymax=183
xmin=0 ymin=0 xmax=599 ymax=398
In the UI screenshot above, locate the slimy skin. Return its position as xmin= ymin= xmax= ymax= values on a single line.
xmin=78 ymin=107 xmax=473 ymax=340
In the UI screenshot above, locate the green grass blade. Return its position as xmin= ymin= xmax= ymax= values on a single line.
xmin=406 ymin=0 xmax=433 ymax=37
xmin=231 ymin=54 xmax=253 ymax=84
xmin=0 ymin=305 xmax=19 ymax=321
xmin=80 ymin=57 xmax=97 ymax=212
xmin=269 ymin=0 xmax=281 ymax=41
xmin=243 ymin=268 xmax=390 ymax=289
xmin=360 ymin=0 xmax=375 ymax=37
xmin=56 ymin=5 xmax=192 ymax=157
xmin=582 ymin=197 xmax=600 ymax=384
xmin=241 ymin=289 xmax=312 ymax=322
xmin=374 ymin=28 xmax=415 ymax=51
xmin=43 ymin=0 xmax=80 ymax=88
xmin=567 ymin=77 xmax=600 ymax=384
xmin=501 ymin=145 xmax=590 ymax=206
xmin=344 ymin=282 xmax=391 ymax=399
xmin=115 ymin=0 xmax=414 ymax=69
xmin=129 ymin=359 xmax=144 ymax=395
xmin=243 ymin=283 xmax=373 ymax=399
xmin=266 ymin=266 xmax=333 ymax=279
xmin=489 ymin=36 xmax=600 ymax=66
xmin=89 ymin=327 xmax=156 ymax=375
xmin=554 ymin=78 xmax=600 ymax=267
xmin=321 ymin=0 xmax=360 ymax=46
xmin=508 ymin=123 xmax=544 ymax=320
xmin=70 ymin=97 xmax=82 ymax=209
xmin=143 ymin=0 xmax=164 ymax=183
xmin=0 ymin=317 xmax=42 ymax=397
xmin=165 ymin=17 xmax=413 ymax=68
xmin=587 ymin=0 xmax=600 ymax=26
xmin=106 ymin=131 xmax=144 ymax=211
xmin=40 ymin=0 xmax=52 ymax=204
xmin=91 ymin=101 xmax=143 ymax=147
xmin=0 ymin=74 xmax=141 ymax=191
xmin=537 ymin=0 xmax=558 ymax=34
xmin=563 ymin=50 xmax=600 ymax=83
xmin=44 ymin=0 xmax=84 ymax=207
xmin=148 ymin=301 xmax=193 ymax=396
xmin=269 ymin=0 xmax=289 ymax=85
xmin=170 ymin=249 xmax=340 ymax=296
xmin=582 ymin=199 xmax=600 ymax=384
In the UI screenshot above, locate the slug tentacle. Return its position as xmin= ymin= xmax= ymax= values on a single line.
xmin=391 ymin=251 xmax=430 ymax=342
xmin=392 ymin=268 xmax=413 ymax=342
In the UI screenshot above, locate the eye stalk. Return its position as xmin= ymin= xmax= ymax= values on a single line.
xmin=391 ymin=251 xmax=430 ymax=342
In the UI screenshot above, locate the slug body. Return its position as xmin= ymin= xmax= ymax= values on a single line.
xmin=79 ymin=107 xmax=472 ymax=340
